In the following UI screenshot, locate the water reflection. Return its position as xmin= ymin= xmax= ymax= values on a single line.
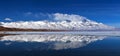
xmin=0 ymin=34 xmax=106 ymax=50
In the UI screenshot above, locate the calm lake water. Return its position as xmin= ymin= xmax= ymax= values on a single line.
xmin=0 ymin=34 xmax=120 ymax=56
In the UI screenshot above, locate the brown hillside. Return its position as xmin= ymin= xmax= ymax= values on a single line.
xmin=0 ymin=26 xmax=66 ymax=31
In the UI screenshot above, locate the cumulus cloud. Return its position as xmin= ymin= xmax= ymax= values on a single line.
xmin=52 ymin=13 xmax=90 ymax=22
xmin=24 ymin=12 xmax=91 ymax=22
xmin=4 ymin=18 xmax=12 ymax=21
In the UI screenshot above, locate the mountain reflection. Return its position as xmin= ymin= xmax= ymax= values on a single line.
xmin=0 ymin=34 xmax=106 ymax=50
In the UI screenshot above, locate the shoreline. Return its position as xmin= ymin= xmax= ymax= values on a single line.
xmin=0 ymin=31 xmax=120 ymax=36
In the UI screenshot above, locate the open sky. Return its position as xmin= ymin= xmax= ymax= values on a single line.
xmin=0 ymin=0 xmax=120 ymax=27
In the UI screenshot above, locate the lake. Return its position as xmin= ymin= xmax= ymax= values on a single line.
xmin=0 ymin=34 xmax=120 ymax=56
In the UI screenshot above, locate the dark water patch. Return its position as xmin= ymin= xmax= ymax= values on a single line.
xmin=0 ymin=34 xmax=120 ymax=56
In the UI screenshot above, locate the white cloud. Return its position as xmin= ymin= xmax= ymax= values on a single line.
xmin=23 ymin=12 xmax=92 ymax=23
xmin=4 ymin=18 xmax=12 ymax=21
xmin=24 ymin=12 xmax=91 ymax=22
xmin=52 ymin=13 xmax=89 ymax=22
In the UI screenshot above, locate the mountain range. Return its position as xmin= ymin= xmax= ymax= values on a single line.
xmin=0 ymin=13 xmax=115 ymax=31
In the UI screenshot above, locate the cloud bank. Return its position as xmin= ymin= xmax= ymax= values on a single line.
xmin=24 ymin=12 xmax=92 ymax=22
xmin=53 ymin=13 xmax=90 ymax=22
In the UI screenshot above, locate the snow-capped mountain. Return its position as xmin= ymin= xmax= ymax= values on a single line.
xmin=1 ymin=13 xmax=114 ymax=30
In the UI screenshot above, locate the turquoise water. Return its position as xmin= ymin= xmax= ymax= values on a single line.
xmin=0 ymin=34 xmax=120 ymax=56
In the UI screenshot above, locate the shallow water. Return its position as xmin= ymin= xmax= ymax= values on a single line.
xmin=0 ymin=34 xmax=120 ymax=56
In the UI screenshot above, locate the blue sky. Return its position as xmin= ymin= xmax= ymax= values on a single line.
xmin=0 ymin=0 xmax=120 ymax=27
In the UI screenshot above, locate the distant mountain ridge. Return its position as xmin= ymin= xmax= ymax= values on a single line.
xmin=1 ymin=19 xmax=114 ymax=30
xmin=0 ymin=13 xmax=115 ymax=31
